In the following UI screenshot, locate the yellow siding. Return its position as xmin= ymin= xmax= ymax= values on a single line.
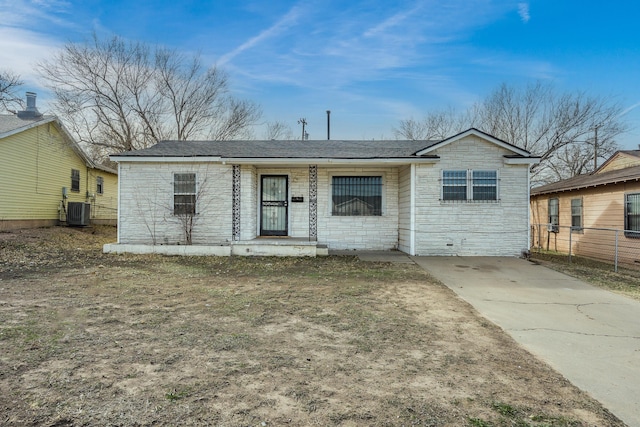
xmin=87 ymin=168 xmax=118 ymax=221
xmin=0 ymin=121 xmax=118 ymax=224
xmin=598 ymin=152 xmax=640 ymax=173
xmin=530 ymin=181 xmax=640 ymax=265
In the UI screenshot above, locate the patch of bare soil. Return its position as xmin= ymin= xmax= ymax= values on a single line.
xmin=0 ymin=227 xmax=624 ymax=426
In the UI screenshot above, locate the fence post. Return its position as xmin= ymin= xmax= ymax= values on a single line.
xmin=568 ymin=227 xmax=572 ymax=264
xmin=614 ymin=230 xmax=619 ymax=273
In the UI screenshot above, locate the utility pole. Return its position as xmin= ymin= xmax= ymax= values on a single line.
xmin=593 ymin=124 xmax=600 ymax=171
xmin=298 ymin=118 xmax=307 ymax=141
xmin=326 ymin=110 xmax=331 ymax=140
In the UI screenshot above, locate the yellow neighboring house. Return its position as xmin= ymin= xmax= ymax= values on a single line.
xmin=0 ymin=92 xmax=117 ymax=230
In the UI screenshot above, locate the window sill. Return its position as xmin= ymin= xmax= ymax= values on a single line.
xmin=439 ymin=199 xmax=500 ymax=204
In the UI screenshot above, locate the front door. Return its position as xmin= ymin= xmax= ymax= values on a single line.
xmin=260 ymin=175 xmax=288 ymax=236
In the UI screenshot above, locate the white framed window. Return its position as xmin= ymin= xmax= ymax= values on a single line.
xmin=441 ymin=170 xmax=498 ymax=202
xmin=174 ymin=173 xmax=196 ymax=215
xmin=548 ymin=198 xmax=559 ymax=232
xmin=331 ymin=175 xmax=382 ymax=216
xmin=571 ymin=198 xmax=583 ymax=232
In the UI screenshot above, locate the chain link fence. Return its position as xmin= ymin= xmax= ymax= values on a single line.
xmin=531 ymin=224 xmax=640 ymax=272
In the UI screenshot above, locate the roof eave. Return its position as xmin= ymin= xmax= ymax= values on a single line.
xmin=109 ymin=156 xmax=441 ymax=165
xmin=0 ymin=116 xmax=57 ymax=139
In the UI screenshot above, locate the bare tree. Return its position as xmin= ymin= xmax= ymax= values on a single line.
xmin=264 ymin=120 xmax=294 ymax=140
xmin=395 ymin=81 xmax=629 ymax=184
xmin=37 ymin=34 xmax=261 ymax=157
xmin=394 ymin=108 xmax=467 ymax=141
xmin=0 ymin=69 xmax=24 ymax=112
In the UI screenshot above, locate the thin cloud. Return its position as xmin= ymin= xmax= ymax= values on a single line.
xmin=620 ymin=101 xmax=640 ymax=117
xmin=218 ymin=4 xmax=304 ymax=66
xmin=363 ymin=4 xmax=423 ymax=38
xmin=518 ymin=3 xmax=530 ymax=23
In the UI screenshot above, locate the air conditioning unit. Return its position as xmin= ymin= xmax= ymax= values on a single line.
xmin=67 ymin=202 xmax=91 ymax=226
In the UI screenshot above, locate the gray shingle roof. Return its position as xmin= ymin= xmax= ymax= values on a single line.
xmin=112 ymin=139 xmax=442 ymax=159
xmin=531 ymin=164 xmax=640 ymax=195
xmin=0 ymin=114 xmax=55 ymax=136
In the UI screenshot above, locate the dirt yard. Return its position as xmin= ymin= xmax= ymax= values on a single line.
xmin=0 ymin=226 xmax=624 ymax=426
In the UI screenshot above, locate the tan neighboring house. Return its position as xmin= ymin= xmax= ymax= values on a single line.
xmin=0 ymin=93 xmax=118 ymax=230
xmin=530 ymin=149 xmax=640 ymax=264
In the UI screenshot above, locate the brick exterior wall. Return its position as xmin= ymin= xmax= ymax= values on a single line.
xmin=413 ymin=135 xmax=530 ymax=256
xmin=118 ymin=162 xmax=232 ymax=245
xmin=316 ymin=167 xmax=400 ymax=250
xmin=117 ymin=134 xmax=531 ymax=255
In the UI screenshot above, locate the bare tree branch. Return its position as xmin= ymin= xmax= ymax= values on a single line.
xmin=0 ymin=69 xmax=24 ymax=112
xmin=38 ymin=34 xmax=262 ymax=157
xmin=395 ymin=81 xmax=629 ymax=184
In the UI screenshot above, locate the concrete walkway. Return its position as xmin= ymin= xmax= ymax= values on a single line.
xmin=411 ymin=256 xmax=640 ymax=427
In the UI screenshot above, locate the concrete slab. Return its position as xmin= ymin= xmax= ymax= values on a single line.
xmin=412 ymin=256 xmax=640 ymax=427
xmin=330 ymin=250 xmax=415 ymax=263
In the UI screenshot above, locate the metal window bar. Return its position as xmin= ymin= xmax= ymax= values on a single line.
xmin=332 ymin=176 xmax=382 ymax=216
xmin=442 ymin=170 xmax=467 ymax=201
xmin=472 ymin=170 xmax=497 ymax=201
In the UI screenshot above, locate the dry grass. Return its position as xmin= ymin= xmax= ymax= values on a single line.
xmin=0 ymin=226 xmax=624 ymax=426
xmin=531 ymin=251 xmax=640 ymax=301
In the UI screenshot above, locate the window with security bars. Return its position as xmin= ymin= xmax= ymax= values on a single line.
xmin=442 ymin=170 xmax=467 ymax=200
xmin=174 ymin=173 xmax=196 ymax=215
xmin=548 ymin=198 xmax=559 ymax=232
xmin=442 ymin=170 xmax=498 ymax=201
xmin=625 ymin=193 xmax=640 ymax=238
xmin=571 ymin=198 xmax=583 ymax=231
xmin=71 ymin=169 xmax=80 ymax=192
xmin=332 ymin=176 xmax=382 ymax=216
xmin=472 ymin=170 xmax=497 ymax=201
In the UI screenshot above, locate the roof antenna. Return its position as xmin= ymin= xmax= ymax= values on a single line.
xmin=298 ymin=118 xmax=307 ymax=141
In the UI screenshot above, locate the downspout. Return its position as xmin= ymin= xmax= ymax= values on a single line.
xmin=410 ymin=163 xmax=416 ymax=256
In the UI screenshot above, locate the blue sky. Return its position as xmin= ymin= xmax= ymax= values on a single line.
xmin=2 ymin=0 xmax=640 ymax=149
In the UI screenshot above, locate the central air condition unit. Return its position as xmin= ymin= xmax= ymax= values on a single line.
xmin=67 ymin=202 xmax=91 ymax=226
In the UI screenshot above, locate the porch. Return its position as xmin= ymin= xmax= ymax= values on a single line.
xmin=103 ymin=237 xmax=328 ymax=257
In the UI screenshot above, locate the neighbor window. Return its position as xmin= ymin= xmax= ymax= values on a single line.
xmin=71 ymin=169 xmax=80 ymax=192
xmin=174 ymin=173 xmax=196 ymax=215
xmin=332 ymin=176 xmax=382 ymax=216
xmin=625 ymin=193 xmax=640 ymax=237
xmin=548 ymin=198 xmax=559 ymax=232
xmin=96 ymin=176 xmax=104 ymax=195
xmin=571 ymin=198 xmax=583 ymax=231
xmin=442 ymin=170 xmax=498 ymax=201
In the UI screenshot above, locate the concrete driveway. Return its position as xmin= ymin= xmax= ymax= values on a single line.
xmin=412 ymin=256 xmax=640 ymax=427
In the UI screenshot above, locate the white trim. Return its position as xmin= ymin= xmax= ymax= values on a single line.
xmin=110 ymin=156 xmax=223 ymax=163
xmin=410 ymin=163 xmax=416 ymax=256
xmin=416 ymin=128 xmax=532 ymax=157
xmin=117 ymin=163 xmax=121 ymax=243
xmin=504 ymin=157 xmax=541 ymax=165
xmin=111 ymin=156 xmax=440 ymax=166
xmin=0 ymin=116 xmax=57 ymax=139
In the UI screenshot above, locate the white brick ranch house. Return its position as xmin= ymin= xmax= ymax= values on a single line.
xmin=105 ymin=128 xmax=539 ymax=256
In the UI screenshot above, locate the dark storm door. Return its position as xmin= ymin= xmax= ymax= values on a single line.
xmin=260 ymin=175 xmax=288 ymax=236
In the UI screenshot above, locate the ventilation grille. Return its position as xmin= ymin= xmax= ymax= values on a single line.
xmin=67 ymin=202 xmax=91 ymax=226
